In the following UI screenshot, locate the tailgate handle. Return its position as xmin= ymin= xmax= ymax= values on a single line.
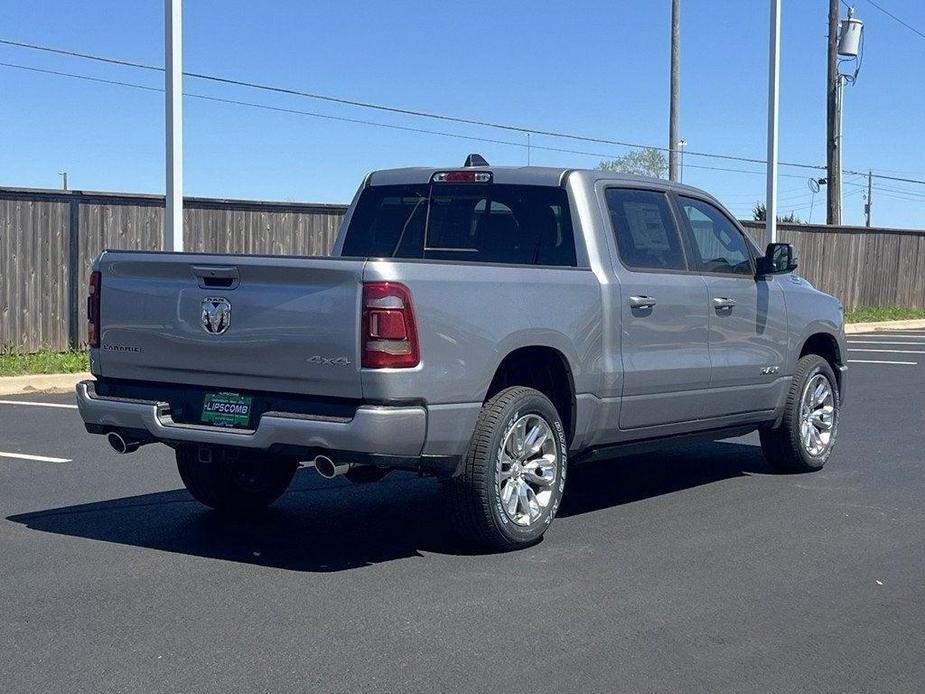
xmin=193 ymin=265 xmax=239 ymax=290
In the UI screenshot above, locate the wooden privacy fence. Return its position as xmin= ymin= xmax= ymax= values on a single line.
xmin=1 ymin=187 xmax=347 ymax=352
xmin=740 ymin=221 xmax=925 ymax=312
xmin=1 ymin=186 xmax=923 ymax=352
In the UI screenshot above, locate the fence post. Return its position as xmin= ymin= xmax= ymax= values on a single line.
xmin=67 ymin=193 xmax=80 ymax=351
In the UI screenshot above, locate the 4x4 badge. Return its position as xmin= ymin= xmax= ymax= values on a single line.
xmin=307 ymin=355 xmax=351 ymax=367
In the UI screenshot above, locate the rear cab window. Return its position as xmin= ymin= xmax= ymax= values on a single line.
xmin=604 ymin=188 xmax=688 ymax=271
xmin=342 ymin=183 xmax=577 ymax=267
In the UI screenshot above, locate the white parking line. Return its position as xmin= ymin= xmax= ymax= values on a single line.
xmin=868 ymin=330 xmax=925 ymax=335
xmin=0 ymin=400 xmax=77 ymax=410
xmin=0 ymin=451 xmax=71 ymax=464
xmin=847 ymin=359 xmax=918 ymax=366
xmin=852 ymin=334 xmax=925 ymax=338
xmin=850 ymin=348 xmax=925 ymax=354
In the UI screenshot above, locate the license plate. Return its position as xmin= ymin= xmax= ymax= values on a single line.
xmin=201 ymin=392 xmax=254 ymax=429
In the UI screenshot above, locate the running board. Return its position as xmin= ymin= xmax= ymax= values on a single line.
xmin=572 ymin=425 xmax=758 ymax=465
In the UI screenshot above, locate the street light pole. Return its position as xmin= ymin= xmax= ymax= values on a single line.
xmin=765 ymin=0 xmax=781 ymax=246
xmin=165 ymin=0 xmax=184 ymax=251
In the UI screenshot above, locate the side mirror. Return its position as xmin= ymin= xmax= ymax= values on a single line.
xmin=757 ymin=242 xmax=798 ymax=275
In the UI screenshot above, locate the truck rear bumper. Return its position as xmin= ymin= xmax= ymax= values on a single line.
xmin=75 ymin=380 xmax=427 ymax=457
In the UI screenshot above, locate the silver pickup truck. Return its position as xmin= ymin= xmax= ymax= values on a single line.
xmin=77 ymin=159 xmax=847 ymax=550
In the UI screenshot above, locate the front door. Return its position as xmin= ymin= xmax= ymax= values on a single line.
xmin=603 ymin=187 xmax=712 ymax=430
xmin=675 ymin=195 xmax=790 ymax=416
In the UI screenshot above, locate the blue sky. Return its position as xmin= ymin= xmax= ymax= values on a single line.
xmin=1 ymin=1 xmax=924 ymax=227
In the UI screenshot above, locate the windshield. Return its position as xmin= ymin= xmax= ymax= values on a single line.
xmin=342 ymin=183 xmax=577 ymax=267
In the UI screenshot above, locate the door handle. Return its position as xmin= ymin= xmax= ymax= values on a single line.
xmin=629 ymin=295 xmax=657 ymax=309
xmin=713 ymin=297 xmax=736 ymax=310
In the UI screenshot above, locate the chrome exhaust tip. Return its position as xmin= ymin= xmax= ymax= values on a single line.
xmin=107 ymin=431 xmax=140 ymax=455
xmin=313 ymin=454 xmax=350 ymax=479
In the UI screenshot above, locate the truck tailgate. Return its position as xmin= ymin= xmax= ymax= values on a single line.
xmin=96 ymin=252 xmax=366 ymax=399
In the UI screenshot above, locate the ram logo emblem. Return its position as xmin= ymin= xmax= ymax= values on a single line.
xmin=201 ymin=297 xmax=232 ymax=335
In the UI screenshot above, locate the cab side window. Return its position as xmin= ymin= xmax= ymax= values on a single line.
xmin=678 ymin=197 xmax=753 ymax=275
xmin=605 ymin=188 xmax=687 ymax=271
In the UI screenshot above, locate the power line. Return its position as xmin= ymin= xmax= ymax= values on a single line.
xmin=721 ymin=185 xmax=813 ymax=199
xmin=861 ymin=0 xmax=925 ymax=41
xmin=0 ymin=38 xmax=161 ymax=71
xmin=2 ymin=37 xmax=925 ymax=188
xmin=0 ymin=60 xmax=811 ymax=183
xmin=875 ymin=184 xmax=925 ymax=198
xmin=863 ymin=171 xmax=925 ymax=185
xmin=0 ymin=61 xmax=161 ymax=92
xmin=0 ymin=62 xmax=562 ymax=153
xmin=873 ymin=187 xmax=925 ymax=202
xmin=867 ymin=166 xmax=925 ymax=176
xmin=0 ymin=36 xmax=828 ymax=173
xmin=873 ymin=190 xmax=925 ymax=203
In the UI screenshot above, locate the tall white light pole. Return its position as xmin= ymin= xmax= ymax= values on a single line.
xmin=765 ymin=0 xmax=781 ymax=247
xmin=165 ymin=0 xmax=184 ymax=251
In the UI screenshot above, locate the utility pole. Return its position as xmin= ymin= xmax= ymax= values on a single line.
xmin=165 ymin=0 xmax=184 ymax=251
xmin=865 ymin=169 xmax=872 ymax=227
xmin=668 ymin=0 xmax=681 ymax=182
xmin=58 ymin=171 xmax=68 ymax=191
xmin=765 ymin=0 xmax=781 ymax=246
xmin=826 ymin=0 xmax=841 ymax=225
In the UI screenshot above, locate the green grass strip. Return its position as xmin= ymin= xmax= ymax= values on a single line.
xmin=0 ymin=351 xmax=90 ymax=377
xmin=845 ymin=307 xmax=925 ymax=324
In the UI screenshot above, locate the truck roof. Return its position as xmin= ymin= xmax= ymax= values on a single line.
xmin=366 ymin=165 xmax=715 ymax=200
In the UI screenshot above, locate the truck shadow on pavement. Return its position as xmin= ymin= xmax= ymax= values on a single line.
xmin=8 ymin=441 xmax=770 ymax=573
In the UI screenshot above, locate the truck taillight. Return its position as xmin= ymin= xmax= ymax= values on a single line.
xmin=88 ymin=271 xmax=101 ymax=348
xmin=362 ymin=282 xmax=419 ymax=368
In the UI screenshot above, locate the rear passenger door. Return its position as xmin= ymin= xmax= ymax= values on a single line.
xmin=603 ymin=187 xmax=711 ymax=430
xmin=674 ymin=195 xmax=789 ymax=416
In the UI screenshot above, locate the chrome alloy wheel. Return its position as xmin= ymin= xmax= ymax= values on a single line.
xmin=799 ymin=374 xmax=836 ymax=457
xmin=497 ymin=414 xmax=559 ymax=527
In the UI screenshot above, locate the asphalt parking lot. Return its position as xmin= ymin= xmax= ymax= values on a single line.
xmin=2 ymin=329 xmax=924 ymax=693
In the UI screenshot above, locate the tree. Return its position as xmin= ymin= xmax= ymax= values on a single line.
xmin=752 ymin=202 xmax=803 ymax=224
xmin=598 ymin=148 xmax=668 ymax=178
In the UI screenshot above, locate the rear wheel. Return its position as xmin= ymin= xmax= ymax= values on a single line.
xmin=176 ymin=447 xmax=297 ymax=511
xmin=760 ymin=354 xmax=840 ymax=472
xmin=448 ymin=387 xmax=568 ymax=551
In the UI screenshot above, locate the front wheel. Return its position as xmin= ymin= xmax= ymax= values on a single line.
xmin=760 ymin=354 xmax=840 ymax=472
xmin=448 ymin=387 xmax=568 ymax=551
xmin=176 ymin=447 xmax=298 ymax=512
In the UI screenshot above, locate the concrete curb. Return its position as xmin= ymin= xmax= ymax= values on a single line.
xmin=845 ymin=319 xmax=925 ymax=334
xmin=0 ymin=372 xmax=90 ymax=396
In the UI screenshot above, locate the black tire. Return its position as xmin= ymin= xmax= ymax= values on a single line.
xmin=176 ymin=447 xmax=298 ymax=512
xmin=448 ymin=386 xmax=568 ymax=551
xmin=760 ymin=354 xmax=840 ymax=473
